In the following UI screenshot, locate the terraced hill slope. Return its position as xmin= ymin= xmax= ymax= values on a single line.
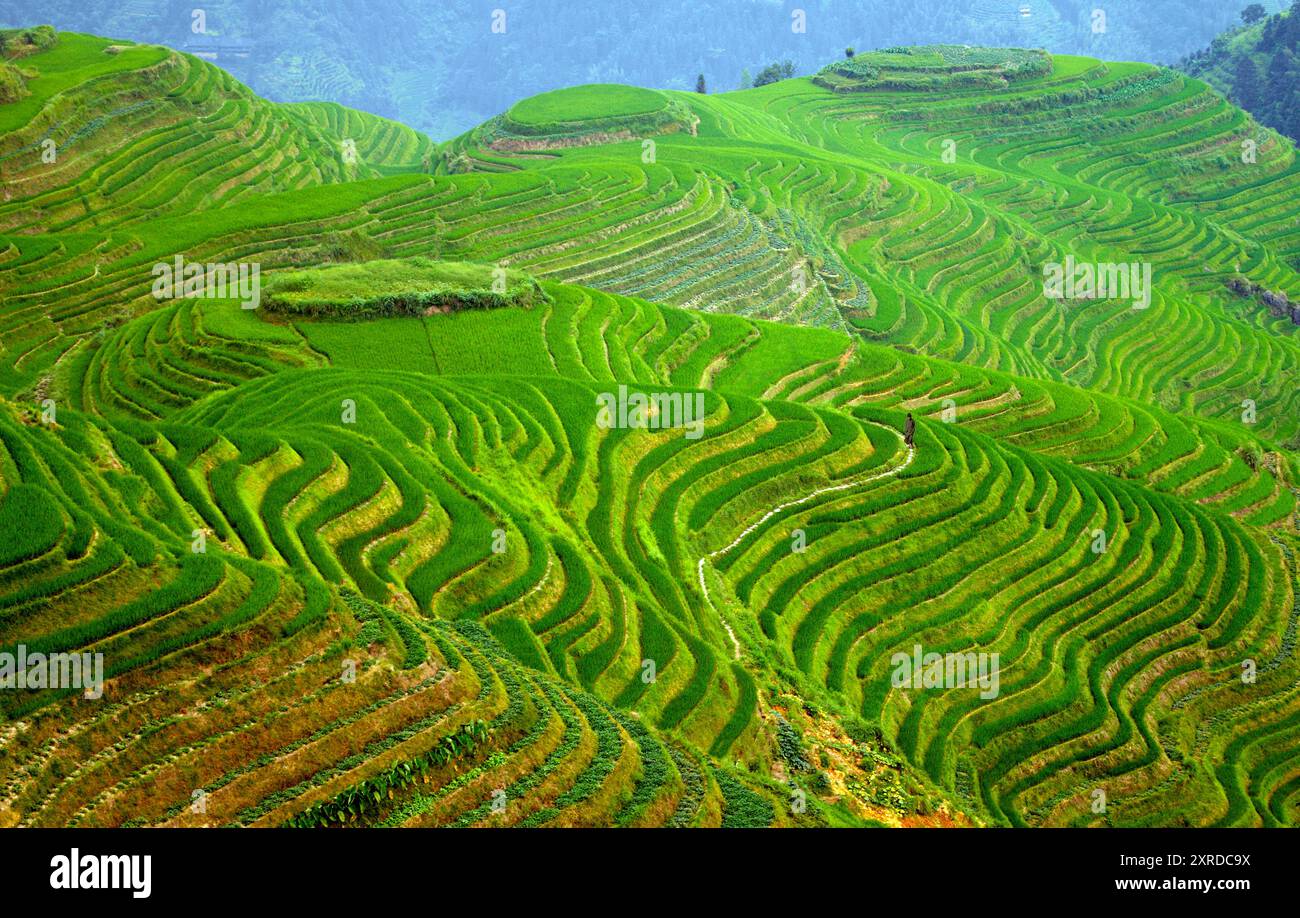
xmin=0 ymin=0 xmax=1265 ymax=139
xmin=1 ymin=31 xmax=1298 ymax=828
xmin=0 ymin=31 xmax=434 ymax=235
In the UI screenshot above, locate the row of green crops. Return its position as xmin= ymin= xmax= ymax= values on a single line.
xmin=284 ymin=719 xmax=491 ymax=827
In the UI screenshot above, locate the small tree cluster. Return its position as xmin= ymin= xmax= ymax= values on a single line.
xmin=753 ymin=60 xmax=796 ymax=87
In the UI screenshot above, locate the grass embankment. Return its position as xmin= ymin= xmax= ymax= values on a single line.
xmin=814 ymin=45 xmax=1052 ymax=92
xmin=262 ymin=258 xmax=549 ymax=320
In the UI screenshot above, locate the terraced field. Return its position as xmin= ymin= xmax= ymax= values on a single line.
xmin=1 ymin=30 xmax=1297 ymax=829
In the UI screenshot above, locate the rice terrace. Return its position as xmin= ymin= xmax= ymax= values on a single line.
xmin=2 ymin=4 xmax=1300 ymax=844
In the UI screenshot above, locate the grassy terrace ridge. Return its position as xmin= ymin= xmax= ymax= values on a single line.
xmin=261 ymin=258 xmax=550 ymax=320
xmin=461 ymin=83 xmax=698 ymax=156
xmin=814 ymin=45 xmax=1053 ymax=92
xmin=507 ymin=84 xmax=670 ymax=126
xmin=1 ymin=29 xmax=1299 ymax=829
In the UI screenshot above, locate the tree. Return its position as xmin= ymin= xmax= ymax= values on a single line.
xmin=695 ymin=73 xmax=707 ymax=94
xmin=0 ymin=33 xmax=8 ymax=58
xmin=1267 ymin=48 xmax=1292 ymax=91
xmin=1282 ymin=89 xmax=1300 ymax=145
xmin=845 ymin=47 xmax=855 ymax=59
xmin=739 ymin=68 xmax=752 ymax=90
xmin=1234 ymin=55 xmax=1263 ymax=111
xmin=1241 ymin=4 xmax=1267 ymax=25
xmin=753 ymin=60 xmax=796 ymax=87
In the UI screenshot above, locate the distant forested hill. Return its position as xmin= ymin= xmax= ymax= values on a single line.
xmin=1182 ymin=2 xmax=1300 ymax=142
xmin=0 ymin=0 xmax=1286 ymax=137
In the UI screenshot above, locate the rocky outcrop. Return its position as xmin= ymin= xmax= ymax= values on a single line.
xmin=1226 ymin=275 xmax=1300 ymax=326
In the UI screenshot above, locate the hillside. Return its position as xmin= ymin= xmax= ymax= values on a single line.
xmin=0 ymin=1 xmax=1285 ymax=138
xmin=0 ymin=31 xmax=436 ymax=236
xmin=1 ymin=28 xmax=1298 ymax=829
xmin=1181 ymin=2 xmax=1300 ymax=141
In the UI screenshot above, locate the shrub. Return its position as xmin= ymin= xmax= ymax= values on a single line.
xmin=23 ymin=25 xmax=57 ymax=49
xmin=754 ymin=60 xmax=796 ymax=87
xmin=0 ymin=62 xmax=26 ymax=103
xmin=319 ymin=229 xmax=386 ymax=263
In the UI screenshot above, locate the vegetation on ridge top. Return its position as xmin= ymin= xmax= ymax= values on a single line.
xmin=815 ymin=45 xmax=1052 ymax=92
xmin=261 ymin=259 xmax=549 ymax=321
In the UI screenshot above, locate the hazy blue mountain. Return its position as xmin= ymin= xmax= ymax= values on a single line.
xmin=1 ymin=0 xmax=1289 ymax=137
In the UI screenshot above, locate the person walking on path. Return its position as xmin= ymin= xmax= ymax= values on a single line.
xmin=904 ymin=412 xmax=916 ymax=448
